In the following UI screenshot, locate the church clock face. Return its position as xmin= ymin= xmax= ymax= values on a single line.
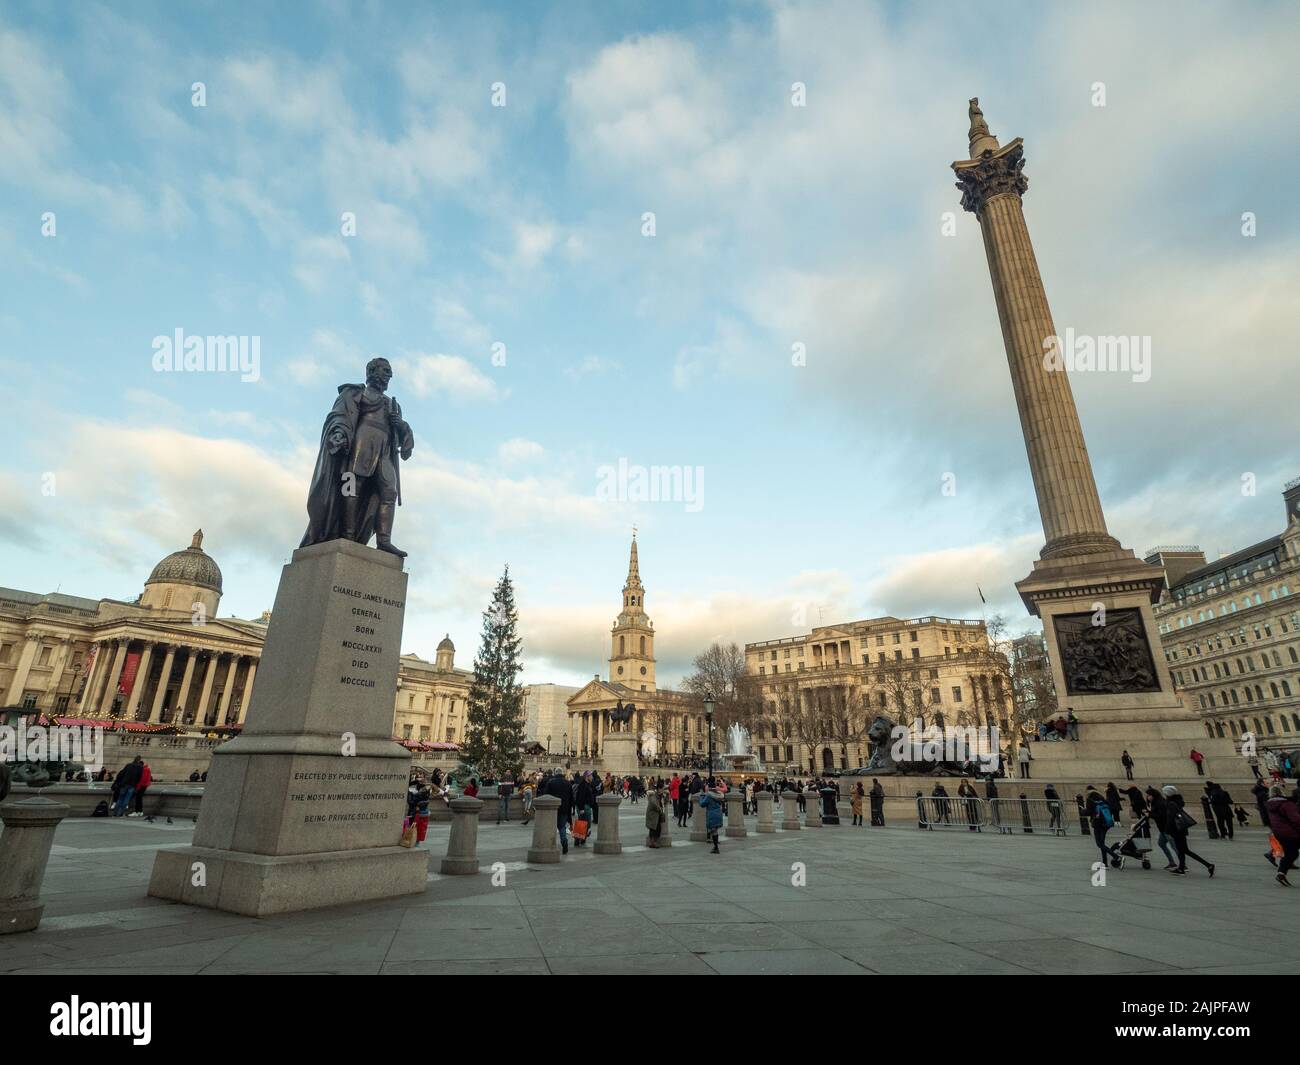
xmin=640 ymin=666 xmax=647 ymax=675
xmin=617 ymin=666 xmax=624 ymax=675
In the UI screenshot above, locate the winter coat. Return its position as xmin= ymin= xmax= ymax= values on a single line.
xmin=699 ymin=791 xmax=724 ymax=830
xmin=116 ymin=762 xmax=143 ymax=790
xmin=645 ymin=793 xmax=664 ymax=831
xmin=542 ymin=773 xmax=572 ymax=824
xmin=669 ymin=777 xmax=681 ymax=800
xmin=138 ymin=764 xmax=152 ymax=790
xmin=1266 ymin=797 xmax=1300 ymax=845
xmin=850 ymin=791 xmax=863 ymax=815
xmin=575 ymin=778 xmax=595 ymax=810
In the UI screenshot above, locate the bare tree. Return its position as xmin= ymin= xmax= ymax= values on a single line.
xmin=682 ymin=641 xmax=760 ymax=732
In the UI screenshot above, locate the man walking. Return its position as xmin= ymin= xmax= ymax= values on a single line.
xmin=1207 ymin=781 xmax=1234 ymax=840
xmin=497 ymin=770 xmax=515 ymax=824
xmin=1121 ymin=750 xmax=1134 ymax=781
xmin=1018 ymin=741 xmax=1032 ymax=779
xmin=1265 ymin=784 xmax=1300 ymax=886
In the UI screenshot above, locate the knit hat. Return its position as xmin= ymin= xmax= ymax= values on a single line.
xmin=1161 ymin=785 xmax=1179 ymax=797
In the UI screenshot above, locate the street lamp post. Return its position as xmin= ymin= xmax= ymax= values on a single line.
xmin=546 ymin=734 xmax=551 ymax=754
xmin=704 ymin=690 xmax=715 ymax=784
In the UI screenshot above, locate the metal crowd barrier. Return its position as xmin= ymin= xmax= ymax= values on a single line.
xmin=988 ymin=796 xmax=1069 ymax=836
xmin=915 ymin=795 xmax=987 ymax=831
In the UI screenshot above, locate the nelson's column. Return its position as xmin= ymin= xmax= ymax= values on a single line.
xmin=951 ymin=99 xmax=1240 ymax=784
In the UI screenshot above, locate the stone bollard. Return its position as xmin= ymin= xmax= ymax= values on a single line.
xmin=756 ymin=791 xmax=775 ymax=833
xmin=805 ymin=789 xmax=823 ymax=828
xmin=657 ymin=803 xmax=673 ymax=848
xmin=527 ymin=794 xmax=561 ymax=864
xmin=440 ymin=796 xmax=482 ymax=875
xmin=594 ymin=794 xmax=623 ymax=854
xmin=690 ymin=795 xmax=709 ymax=841
xmin=781 ymin=791 xmax=802 ymax=831
xmin=725 ymin=791 xmax=747 ymax=837
xmin=0 ymin=796 xmax=71 ymax=934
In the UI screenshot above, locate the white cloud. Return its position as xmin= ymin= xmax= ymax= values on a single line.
xmin=498 ymin=438 xmax=545 ymax=464
xmin=397 ymin=352 xmax=499 ymax=402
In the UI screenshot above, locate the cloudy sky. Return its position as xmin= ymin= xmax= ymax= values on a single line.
xmin=2 ymin=0 xmax=1297 ymax=688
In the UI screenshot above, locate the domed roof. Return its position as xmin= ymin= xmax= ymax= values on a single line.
xmin=437 ymin=634 xmax=455 ymax=652
xmin=145 ymin=529 xmax=223 ymax=594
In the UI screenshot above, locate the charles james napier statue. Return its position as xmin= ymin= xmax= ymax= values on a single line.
xmin=301 ymin=356 xmax=414 ymax=557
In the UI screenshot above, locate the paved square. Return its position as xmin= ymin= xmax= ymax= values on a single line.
xmin=2 ymin=808 xmax=1293 ymax=975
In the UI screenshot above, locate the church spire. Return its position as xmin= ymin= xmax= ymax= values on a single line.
xmin=625 ymin=529 xmax=642 ymax=591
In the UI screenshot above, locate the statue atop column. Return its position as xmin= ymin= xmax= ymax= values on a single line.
xmin=301 ymin=356 xmax=414 ymax=557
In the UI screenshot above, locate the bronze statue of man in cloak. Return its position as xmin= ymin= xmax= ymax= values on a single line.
xmin=301 ymin=356 xmax=414 ymax=557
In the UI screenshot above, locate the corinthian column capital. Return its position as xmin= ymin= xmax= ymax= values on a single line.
xmin=952 ymin=138 xmax=1027 ymax=216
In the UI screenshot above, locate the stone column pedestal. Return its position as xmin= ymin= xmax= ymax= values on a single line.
xmin=781 ymin=792 xmax=802 ymax=830
xmin=756 ymin=791 xmax=775 ymax=832
xmin=527 ymin=795 xmax=561 ymax=863
xmin=594 ymin=794 xmax=623 ymax=854
xmin=690 ymin=795 xmax=709 ymax=841
xmin=724 ymin=791 xmax=746 ymax=837
xmin=0 ymin=796 xmax=70 ymax=934
xmin=440 ymin=797 xmax=482 ymax=875
xmin=805 ymin=790 xmax=823 ymax=828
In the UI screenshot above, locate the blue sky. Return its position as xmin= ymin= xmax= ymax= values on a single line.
xmin=2 ymin=0 xmax=1298 ymax=686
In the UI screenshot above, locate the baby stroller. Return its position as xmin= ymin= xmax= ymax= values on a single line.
xmin=1115 ymin=814 xmax=1153 ymax=870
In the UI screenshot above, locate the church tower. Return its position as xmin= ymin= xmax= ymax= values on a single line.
xmin=609 ymin=532 xmax=656 ymax=692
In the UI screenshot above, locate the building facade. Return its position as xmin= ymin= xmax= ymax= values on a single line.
xmin=1149 ymin=477 xmax=1300 ymax=754
xmin=524 ymin=683 xmax=580 ymax=751
xmin=565 ymin=535 xmax=706 ymax=759
xmin=745 ymin=615 xmax=1011 ymax=772
xmin=0 ymin=530 xmax=468 ymax=745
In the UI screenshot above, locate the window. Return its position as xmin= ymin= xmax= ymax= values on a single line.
xmin=402 ymin=724 xmax=413 ymax=739
xmin=894 ymin=650 xmax=903 ymax=662
xmin=892 ymin=633 xmax=901 ymax=644
xmin=911 ymin=648 xmax=920 ymax=660
xmin=876 ymin=635 xmax=884 ymax=646
xmin=931 ymin=687 xmax=941 ymax=703
xmin=910 ymin=631 xmax=918 ymax=642
xmin=951 ymin=686 xmax=963 ymax=702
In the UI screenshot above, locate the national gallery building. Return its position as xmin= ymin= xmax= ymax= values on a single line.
xmin=0 ymin=531 xmax=471 ymax=746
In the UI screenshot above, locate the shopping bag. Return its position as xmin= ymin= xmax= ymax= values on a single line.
xmin=1269 ymin=834 xmax=1284 ymax=860
xmin=399 ymin=823 xmax=418 ymax=848
xmin=572 ymin=818 xmax=590 ymax=841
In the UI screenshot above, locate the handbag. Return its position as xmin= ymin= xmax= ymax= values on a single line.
xmin=399 ymin=823 xmax=418 ymax=848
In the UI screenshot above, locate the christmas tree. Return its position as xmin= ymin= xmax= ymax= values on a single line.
xmin=461 ymin=566 xmax=526 ymax=779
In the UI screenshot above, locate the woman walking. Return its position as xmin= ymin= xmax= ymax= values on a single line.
xmin=699 ymin=781 xmax=725 ymax=854
xmin=1161 ymin=785 xmax=1215 ymax=877
xmin=851 ymin=782 xmax=865 ymax=826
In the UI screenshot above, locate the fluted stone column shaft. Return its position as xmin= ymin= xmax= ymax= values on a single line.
xmin=174 ymin=651 xmax=198 ymax=722
xmin=441 ymin=797 xmax=482 ymax=874
xmin=0 ymin=796 xmax=70 ymax=934
xmin=43 ymin=637 xmax=74 ymax=709
xmin=724 ymin=791 xmax=746 ymax=838
xmin=3 ymin=633 xmax=43 ymax=707
xmin=690 ymin=794 xmax=709 ymax=841
xmin=805 ymin=789 xmax=823 ymax=828
xmin=125 ymin=642 xmax=155 ymax=718
xmin=77 ymin=641 xmax=106 ymax=711
xmin=149 ymin=645 xmax=177 ymax=723
xmin=236 ymin=658 xmax=258 ymax=725
xmin=756 ymin=790 xmax=775 ymax=832
xmin=100 ymin=640 xmax=130 ymax=712
xmin=216 ymin=655 xmax=240 ymax=723
xmin=527 ymin=795 xmax=562 ymax=863
xmin=194 ymin=654 xmax=219 ymax=726
xmin=781 ymin=791 xmax=802 ymax=830
xmin=594 ymin=793 xmax=622 ymax=854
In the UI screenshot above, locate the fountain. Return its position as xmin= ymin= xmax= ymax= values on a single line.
xmin=717 ymin=723 xmax=764 ymax=778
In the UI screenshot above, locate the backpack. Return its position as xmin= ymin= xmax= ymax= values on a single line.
xmin=1093 ymin=800 xmax=1114 ymax=828
xmin=92 ymin=800 xmax=110 ymax=817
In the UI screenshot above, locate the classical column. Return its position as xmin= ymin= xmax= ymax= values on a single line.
xmin=951 ymin=99 xmax=1119 ymax=563
xmin=100 ymin=640 xmax=130 ymax=714
xmin=149 ymin=645 xmax=178 ymax=723
xmin=236 ymin=657 xmax=259 ymax=724
xmin=77 ymin=641 xmax=107 ymax=711
xmin=193 ymin=653 xmax=219 ymax=727
xmin=42 ymin=636 xmax=74 ymax=709
xmin=174 ymin=649 xmax=199 ymax=722
xmin=216 ymin=654 xmax=240 ymax=724
xmin=3 ymin=632 xmax=44 ymax=707
xmin=124 ymin=642 xmax=155 ymax=719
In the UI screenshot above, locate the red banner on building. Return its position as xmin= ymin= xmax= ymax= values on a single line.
xmin=118 ymin=651 xmax=142 ymax=696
